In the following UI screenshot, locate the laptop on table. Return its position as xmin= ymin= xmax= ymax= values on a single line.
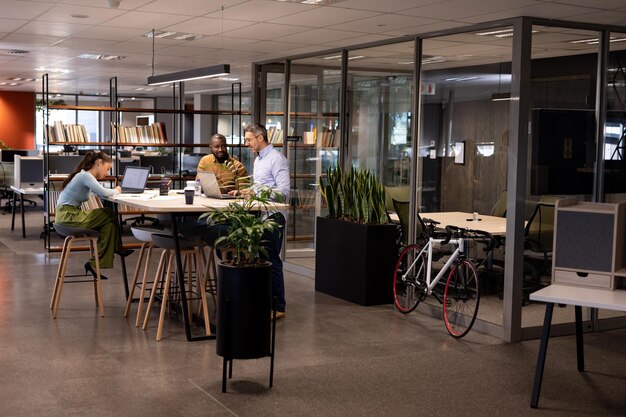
xmin=197 ymin=171 xmax=236 ymax=199
xmin=120 ymin=166 xmax=150 ymax=194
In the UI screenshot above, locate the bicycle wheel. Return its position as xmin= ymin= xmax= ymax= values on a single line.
xmin=443 ymin=259 xmax=479 ymax=338
xmin=393 ymin=244 xmax=427 ymax=313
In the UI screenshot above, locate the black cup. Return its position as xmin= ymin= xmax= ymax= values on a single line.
xmin=184 ymin=189 xmax=194 ymax=205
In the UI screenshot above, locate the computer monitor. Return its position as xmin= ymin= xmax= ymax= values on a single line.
xmin=14 ymin=156 xmax=44 ymax=188
xmin=140 ymin=155 xmax=173 ymax=175
xmin=181 ymin=153 xmax=206 ymax=175
xmin=48 ymin=154 xmax=83 ymax=174
xmin=1 ymin=149 xmax=30 ymax=163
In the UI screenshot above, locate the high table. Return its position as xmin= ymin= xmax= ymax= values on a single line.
xmin=106 ymin=191 xmax=287 ymax=342
xmin=10 ymin=185 xmax=44 ymax=238
xmin=529 ymin=284 xmax=626 ymax=408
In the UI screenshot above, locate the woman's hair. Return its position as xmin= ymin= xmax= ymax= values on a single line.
xmin=62 ymin=151 xmax=113 ymax=189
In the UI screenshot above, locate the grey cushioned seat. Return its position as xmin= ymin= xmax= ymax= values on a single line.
xmin=151 ymin=233 xmax=199 ymax=250
xmin=54 ymin=223 xmax=100 ymax=239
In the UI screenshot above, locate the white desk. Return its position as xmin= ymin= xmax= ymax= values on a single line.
xmin=10 ymin=185 xmax=43 ymax=238
xmin=529 ymin=284 xmax=626 ymax=408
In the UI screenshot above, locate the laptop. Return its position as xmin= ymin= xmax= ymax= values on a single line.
xmin=197 ymin=171 xmax=236 ymax=199
xmin=120 ymin=166 xmax=150 ymax=194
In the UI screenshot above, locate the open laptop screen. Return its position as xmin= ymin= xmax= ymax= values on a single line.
xmin=120 ymin=166 xmax=150 ymax=193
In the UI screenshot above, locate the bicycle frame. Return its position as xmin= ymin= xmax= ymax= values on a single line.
xmin=407 ymin=236 xmax=465 ymax=296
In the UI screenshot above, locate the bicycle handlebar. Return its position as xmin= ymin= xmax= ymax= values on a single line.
xmin=442 ymin=225 xmax=498 ymax=251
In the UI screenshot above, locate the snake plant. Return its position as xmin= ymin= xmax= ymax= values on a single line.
xmin=319 ymin=166 xmax=389 ymax=224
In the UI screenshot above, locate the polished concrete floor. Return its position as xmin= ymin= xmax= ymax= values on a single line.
xmin=1 ymin=207 xmax=626 ymax=416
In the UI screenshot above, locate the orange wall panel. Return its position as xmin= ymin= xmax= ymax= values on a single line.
xmin=0 ymin=91 xmax=35 ymax=150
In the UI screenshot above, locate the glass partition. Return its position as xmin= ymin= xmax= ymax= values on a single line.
xmin=346 ymin=41 xmax=415 ymax=185
xmin=285 ymin=58 xmax=341 ymax=252
xmin=524 ymin=25 xmax=600 ymax=328
xmin=420 ymin=28 xmax=512 ymax=329
xmin=601 ymin=31 xmax=626 ymax=321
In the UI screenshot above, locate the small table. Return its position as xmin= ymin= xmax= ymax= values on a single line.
xmin=529 ymin=284 xmax=626 ymax=408
xmin=10 ymin=185 xmax=43 ymax=238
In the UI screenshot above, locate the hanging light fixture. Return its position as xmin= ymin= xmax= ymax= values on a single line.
xmin=147 ymin=64 xmax=231 ymax=85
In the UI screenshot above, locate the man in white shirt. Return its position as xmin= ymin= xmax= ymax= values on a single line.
xmin=233 ymin=123 xmax=290 ymax=318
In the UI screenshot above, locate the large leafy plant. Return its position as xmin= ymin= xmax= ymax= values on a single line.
xmin=319 ymin=166 xmax=389 ymax=224
xmin=200 ymin=186 xmax=282 ymax=266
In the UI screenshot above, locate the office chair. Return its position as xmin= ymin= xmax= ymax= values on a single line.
xmin=490 ymin=190 xmax=507 ymax=217
xmin=522 ymin=201 xmax=556 ymax=301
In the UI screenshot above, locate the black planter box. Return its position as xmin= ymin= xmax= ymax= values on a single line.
xmin=315 ymin=216 xmax=398 ymax=306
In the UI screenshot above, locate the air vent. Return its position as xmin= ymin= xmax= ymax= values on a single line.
xmin=0 ymin=49 xmax=29 ymax=56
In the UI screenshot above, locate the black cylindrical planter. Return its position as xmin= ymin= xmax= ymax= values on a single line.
xmin=216 ymin=262 xmax=272 ymax=360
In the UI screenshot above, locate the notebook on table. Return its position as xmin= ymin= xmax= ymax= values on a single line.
xmin=197 ymin=171 xmax=236 ymax=199
xmin=120 ymin=166 xmax=150 ymax=194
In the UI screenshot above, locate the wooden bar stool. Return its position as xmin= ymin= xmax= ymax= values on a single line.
xmin=50 ymin=223 xmax=104 ymax=319
xmin=142 ymin=233 xmax=211 ymax=341
xmin=124 ymin=226 xmax=164 ymax=326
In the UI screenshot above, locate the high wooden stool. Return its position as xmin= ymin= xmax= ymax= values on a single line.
xmin=124 ymin=226 xmax=164 ymax=326
xmin=50 ymin=223 xmax=104 ymax=319
xmin=142 ymin=233 xmax=211 ymax=341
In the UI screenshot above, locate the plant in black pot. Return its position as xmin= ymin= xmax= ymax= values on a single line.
xmin=316 ymin=166 xmax=398 ymax=305
xmin=199 ymin=186 xmax=282 ymax=392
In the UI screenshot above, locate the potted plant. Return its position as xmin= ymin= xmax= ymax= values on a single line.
xmin=316 ymin=166 xmax=398 ymax=305
xmin=199 ymin=187 xmax=281 ymax=366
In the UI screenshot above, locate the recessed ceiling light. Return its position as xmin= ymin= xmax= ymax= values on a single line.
xmin=78 ymin=53 xmax=126 ymax=60
xmin=71 ymin=14 xmax=89 ymax=18
xmin=34 ymin=67 xmax=71 ymax=74
xmin=143 ymin=30 xmax=202 ymax=41
xmin=219 ymin=77 xmax=240 ymax=81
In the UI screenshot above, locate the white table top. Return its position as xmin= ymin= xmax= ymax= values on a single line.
xmin=104 ymin=190 xmax=289 ymax=213
xmin=10 ymin=185 xmax=44 ymax=195
xmin=530 ymin=284 xmax=626 ymax=312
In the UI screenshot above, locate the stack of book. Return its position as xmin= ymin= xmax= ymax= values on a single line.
xmin=111 ymin=122 xmax=168 ymax=144
xmin=45 ymin=121 xmax=89 ymax=142
xmin=319 ymin=129 xmax=336 ymax=147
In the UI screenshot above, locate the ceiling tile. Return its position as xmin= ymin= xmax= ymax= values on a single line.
xmin=323 ymin=33 xmax=397 ymax=47
xmin=15 ymin=21 xmax=92 ymax=37
xmin=460 ymin=2 xmax=602 ymax=23
xmin=326 ymin=13 xmax=440 ymax=34
xmin=100 ymin=11 xmax=192 ymax=29
xmin=185 ymin=36 xmax=258 ymax=49
xmin=334 ymin=0 xmax=442 ymax=13
xmin=207 ymin=0 xmax=312 ymax=22
xmin=71 ymin=26 xmax=147 ymax=41
xmin=282 ymin=28 xmax=363 ymax=45
xmin=135 ymin=0 xmax=246 ymax=15
xmin=1 ymin=33 xmax=65 ymax=49
xmin=0 ymin=1 xmax=53 ymax=19
xmin=35 ymin=4 xmax=127 ymax=25
xmin=567 ymin=10 xmax=626 ymax=25
xmin=553 ymin=0 xmax=626 ymax=8
xmin=0 ymin=19 xmax=28 ymax=33
xmin=403 ymin=0 xmax=541 ymax=21
xmin=269 ymin=6 xmax=381 ymax=27
xmin=234 ymin=40 xmax=310 ymax=53
xmin=163 ymin=17 xmax=250 ymax=36
xmin=224 ymin=22 xmax=304 ymax=41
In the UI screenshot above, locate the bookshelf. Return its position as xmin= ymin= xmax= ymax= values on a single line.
xmin=41 ymin=75 xmax=248 ymax=250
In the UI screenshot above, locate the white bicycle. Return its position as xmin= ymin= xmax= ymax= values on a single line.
xmin=393 ymin=224 xmax=496 ymax=338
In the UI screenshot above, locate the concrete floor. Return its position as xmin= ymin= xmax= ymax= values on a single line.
xmin=1 ymin=207 xmax=626 ymax=416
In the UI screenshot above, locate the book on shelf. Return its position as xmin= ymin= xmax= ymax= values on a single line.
xmin=320 ymin=128 xmax=336 ymax=147
xmin=44 ymin=121 xmax=89 ymax=142
xmin=111 ymin=121 xmax=167 ymax=144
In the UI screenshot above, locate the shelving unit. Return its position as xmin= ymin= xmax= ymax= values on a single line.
xmin=41 ymin=74 xmax=247 ymax=250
